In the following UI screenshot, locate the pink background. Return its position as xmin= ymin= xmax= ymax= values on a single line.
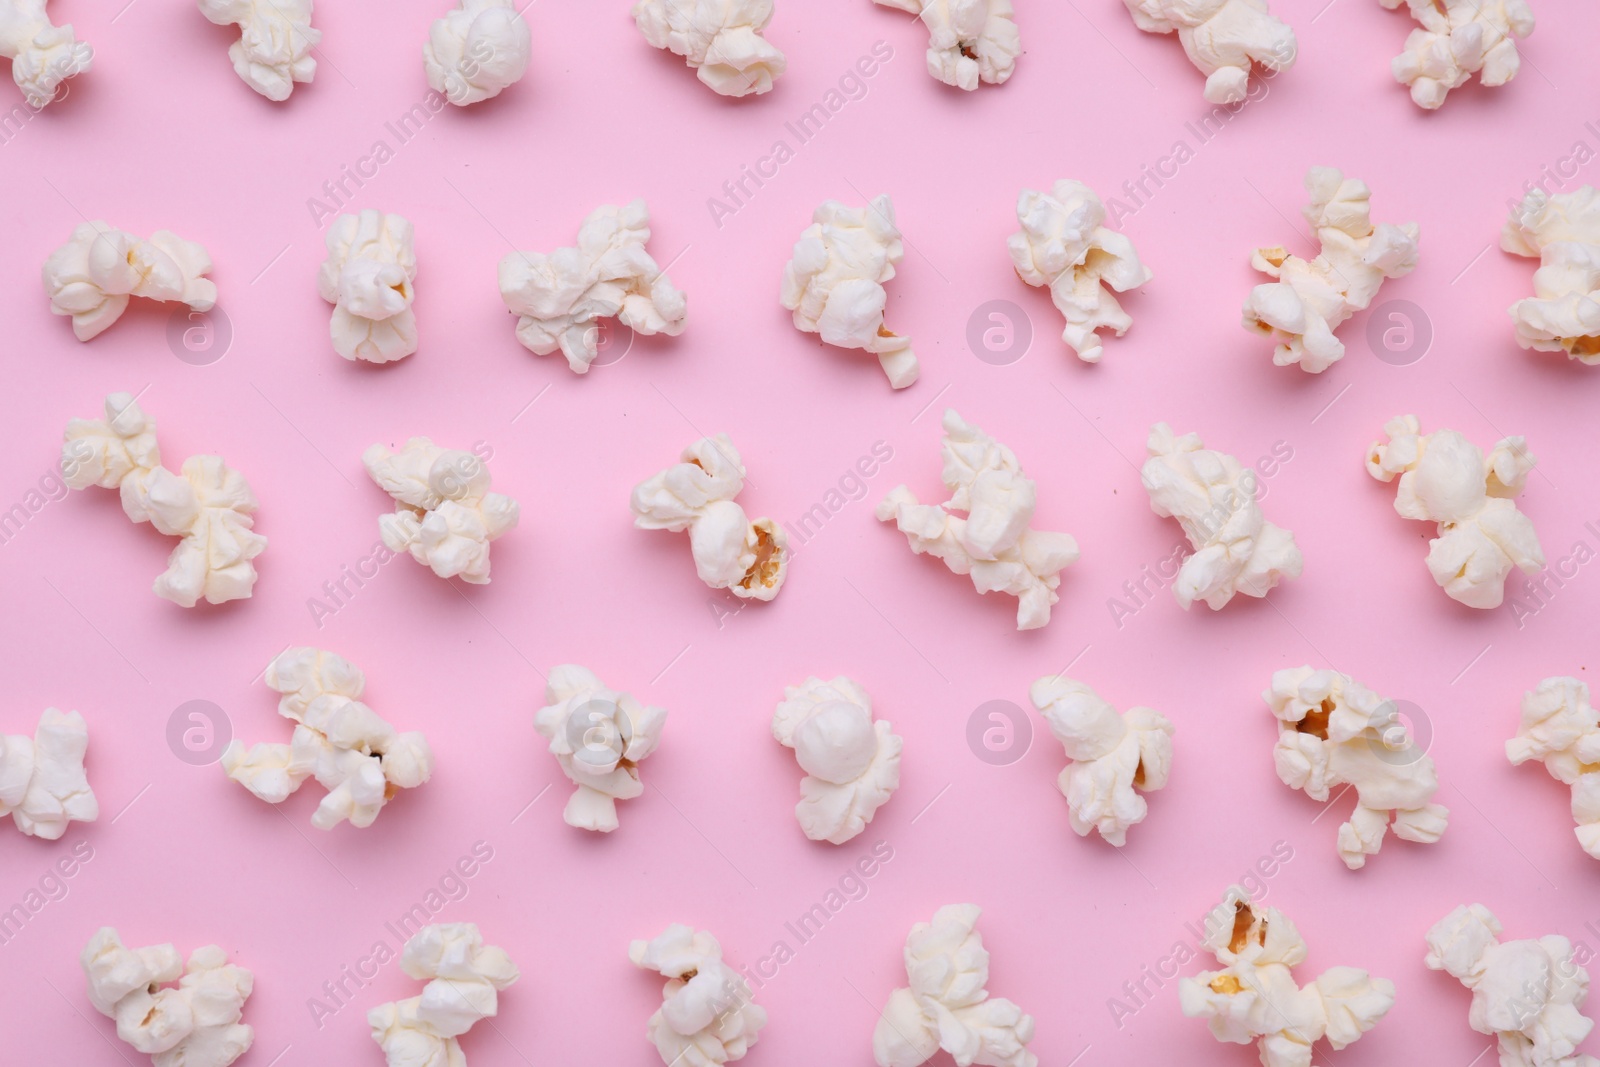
xmin=2 ymin=1 xmax=1599 ymax=1064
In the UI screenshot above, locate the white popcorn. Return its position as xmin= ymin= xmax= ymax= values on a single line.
xmin=1507 ymin=676 xmax=1600 ymax=862
xmin=499 ymin=200 xmax=687 ymax=374
xmin=221 ymin=648 xmax=434 ymax=830
xmin=1501 ymin=187 xmax=1600 ymax=363
xmin=43 ymin=222 xmax=216 ymax=343
xmin=1381 ymin=0 xmax=1533 ymax=109
xmin=1266 ymin=666 xmax=1448 ymax=869
xmin=534 ymin=665 xmax=668 ymax=833
xmin=369 ymin=924 xmax=519 ymax=1067
xmin=772 ymin=676 xmax=902 ymax=845
xmin=425 ymin=0 xmax=530 ymax=105
xmin=1027 ymin=677 xmax=1173 ymax=845
xmin=82 ymin=928 xmax=253 ymax=1067
xmin=0 ymin=708 xmax=97 ymax=840
xmin=1242 ymin=167 xmax=1420 ymax=373
xmin=1179 ymin=887 xmax=1395 ymax=1067
xmin=317 ymin=210 xmax=418 ymax=363
xmin=631 ymin=0 xmax=785 ymax=97
xmin=1123 ymin=0 xmax=1295 ymax=104
xmin=0 ymin=0 xmax=91 ymax=108
xmin=363 ymin=437 xmax=519 ymax=584
xmin=873 ymin=904 xmax=1036 ymax=1067
xmin=62 ymin=393 xmax=266 ymax=607
xmin=630 ymin=434 xmax=789 ymax=601
xmin=1366 ymin=415 xmax=1544 ymax=609
xmin=780 ymin=195 xmax=919 ymax=389
xmin=1425 ymin=904 xmax=1599 ymax=1067
xmin=630 ymin=925 xmax=767 ymax=1067
xmin=1140 ymin=423 xmax=1302 ymax=610
xmin=873 ymin=0 xmax=1019 ymax=90
xmin=197 ymin=0 xmax=319 ymax=101
xmin=1007 ymin=180 xmax=1152 ymax=363
xmin=877 ymin=409 xmax=1078 ymax=630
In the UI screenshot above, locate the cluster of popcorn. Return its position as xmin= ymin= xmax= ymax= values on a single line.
xmin=1366 ymin=415 xmax=1545 ymax=609
xmin=631 ymin=0 xmax=786 ymax=96
xmin=499 ymin=200 xmax=687 ymax=374
xmin=1008 ymin=179 xmax=1152 ymax=363
xmin=425 ymin=0 xmax=530 ymax=105
xmin=364 ymin=437 xmax=519 ymax=584
xmin=1122 ymin=0 xmax=1296 ymax=104
xmin=535 ymin=665 xmax=668 ymax=832
xmin=369 ymin=924 xmax=520 ymax=1067
xmin=62 ymin=393 xmax=266 ymax=607
xmin=82 ymin=928 xmax=254 ymax=1067
xmin=1502 ymin=186 xmax=1600 ymax=364
xmin=1028 ymin=676 xmax=1173 ymax=845
xmin=222 ymin=648 xmax=434 ymax=830
xmin=1180 ymin=888 xmax=1396 ymax=1067
xmin=1266 ymin=667 xmax=1448 ymax=869
xmin=1508 ymin=676 xmax=1600 ymax=862
xmin=1242 ymin=167 xmax=1420 ymax=373
xmin=0 ymin=708 xmax=96 ymax=839
xmin=877 ymin=409 xmax=1079 ymax=630
xmin=317 ymin=210 xmax=420 ymax=363
xmin=1425 ymin=904 xmax=1598 ymax=1067
xmin=874 ymin=0 xmax=1020 ymax=90
xmin=630 ymin=925 xmax=767 ymax=1067
xmin=1140 ymin=423 xmax=1302 ymax=609
xmin=1380 ymin=0 xmax=1534 ymax=109
xmin=631 ymin=434 xmax=789 ymax=600
xmin=44 ymin=222 xmax=217 ymax=342
xmin=781 ymin=194 xmax=919 ymax=389
xmin=0 ymin=0 xmax=92 ymax=107
xmin=197 ymin=0 xmax=320 ymax=101
xmin=772 ymin=675 xmax=902 ymax=844
xmin=873 ymin=904 xmax=1037 ymax=1067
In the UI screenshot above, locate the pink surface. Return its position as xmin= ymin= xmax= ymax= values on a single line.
xmin=2 ymin=1 xmax=1599 ymax=1064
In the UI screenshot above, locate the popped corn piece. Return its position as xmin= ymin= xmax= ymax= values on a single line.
xmin=1501 ymin=186 xmax=1600 ymax=363
xmin=317 ymin=210 xmax=418 ymax=363
xmin=534 ymin=665 xmax=667 ymax=832
xmin=0 ymin=708 xmax=97 ymax=839
xmin=1507 ymin=676 xmax=1600 ymax=862
xmin=369 ymin=924 xmax=519 ymax=1067
xmin=197 ymin=0 xmax=319 ymax=101
xmin=0 ymin=0 xmax=91 ymax=107
xmin=44 ymin=223 xmax=216 ymax=342
xmin=1380 ymin=0 xmax=1533 ymax=109
xmin=425 ymin=0 xmax=530 ymax=105
xmin=772 ymin=676 xmax=902 ymax=844
xmin=1123 ymin=0 xmax=1295 ymax=104
xmin=630 ymin=925 xmax=767 ymax=1066
xmin=873 ymin=0 xmax=1019 ymax=90
xmin=632 ymin=0 xmax=785 ymax=96
xmin=363 ymin=437 xmax=519 ymax=584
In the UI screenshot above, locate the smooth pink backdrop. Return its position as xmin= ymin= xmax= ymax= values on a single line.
xmin=2 ymin=1 xmax=1599 ymax=1064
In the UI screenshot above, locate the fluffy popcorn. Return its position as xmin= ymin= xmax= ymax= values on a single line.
xmin=1501 ymin=186 xmax=1600 ymax=363
xmin=1027 ymin=676 xmax=1173 ymax=845
xmin=221 ymin=648 xmax=434 ymax=830
xmin=1140 ymin=423 xmax=1302 ymax=610
xmin=369 ymin=924 xmax=519 ymax=1067
xmin=425 ymin=0 xmax=530 ymax=105
xmin=82 ymin=928 xmax=253 ymax=1067
xmin=363 ymin=437 xmax=519 ymax=584
xmin=0 ymin=708 xmax=97 ymax=840
xmin=1366 ymin=415 xmax=1545 ymax=608
xmin=317 ymin=209 xmax=418 ymax=363
xmin=630 ymin=434 xmax=789 ymax=601
xmin=1425 ymin=904 xmax=1599 ymax=1067
xmin=1007 ymin=180 xmax=1152 ymax=363
xmin=1179 ymin=887 xmax=1395 ymax=1067
xmin=1266 ymin=666 xmax=1448 ymax=869
xmin=780 ymin=194 xmax=919 ymax=389
xmin=1507 ymin=676 xmax=1600 ymax=862
xmin=1123 ymin=0 xmax=1295 ymax=104
xmin=62 ymin=393 xmax=266 ymax=607
xmin=197 ymin=0 xmax=319 ymax=101
xmin=0 ymin=0 xmax=91 ymax=107
xmin=872 ymin=0 xmax=1019 ymax=90
xmin=873 ymin=903 xmax=1036 ymax=1067
xmin=499 ymin=200 xmax=687 ymax=374
xmin=1242 ymin=167 xmax=1420 ymax=373
xmin=534 ymin=665 xmax=667 ymax=832
xmin=631 ymin=0 xmax=785 ymax=96
xmin=43 ymin=222 xmax=216 ymax=343
xmin=1381 ymin=0 xmax=1533 ymax=109
xmin=630 ymin=925 xmax=767 ymax=1067
xmin=772 ymin=676 xmax=902 ymax=845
